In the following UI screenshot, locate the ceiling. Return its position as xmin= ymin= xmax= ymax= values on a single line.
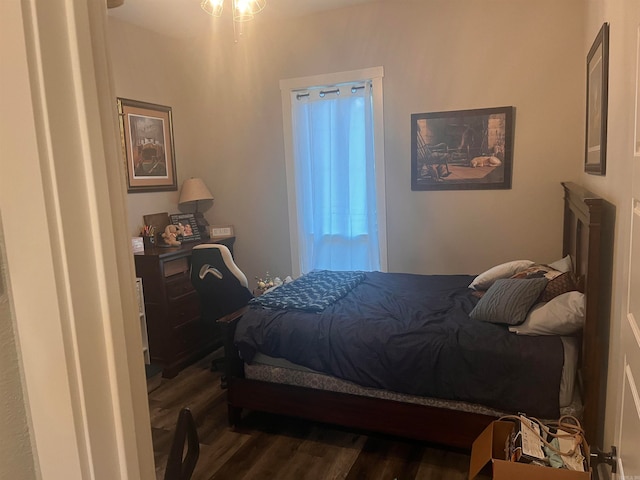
xmin=107 ymin=0 xmax=382 ymax=39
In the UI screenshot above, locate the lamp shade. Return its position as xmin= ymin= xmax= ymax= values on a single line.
xmin=179 ymin=178 xmax=214 ymax=205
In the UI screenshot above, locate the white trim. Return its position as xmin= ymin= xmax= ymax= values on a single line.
xmin=2 ymin=2 xmax=84 ymax=477
xmin=280 ymin=67 xmax=387 ymax=276
xmin=1 ymin=0 xmax=154 ymax=478
xmin=371 ymin=74 xmax=388 ymax=272
xmin=280 ymin=84 xmax=301 ymax=276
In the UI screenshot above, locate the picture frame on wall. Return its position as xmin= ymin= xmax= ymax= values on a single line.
xmin=585 ymin=23 xmax=609 ymax=175
xmin=117 ymin=98 xmax=178 ymax=193
xmin=411 ymin=106 xmax=514 ymax=191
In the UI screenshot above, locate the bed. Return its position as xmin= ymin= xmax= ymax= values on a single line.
xmin=216 ymin=182 xmax=613 ymax=449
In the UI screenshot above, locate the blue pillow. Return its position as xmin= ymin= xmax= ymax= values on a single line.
xmin=470 ymin=278 xmax=548 ymax=325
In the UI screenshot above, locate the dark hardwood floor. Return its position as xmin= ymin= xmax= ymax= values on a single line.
xmin=148 ymin=352 xmax=491 ymax=480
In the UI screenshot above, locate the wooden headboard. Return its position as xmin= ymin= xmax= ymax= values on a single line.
xmin=561 ymin=182 xmax=614 ymax=449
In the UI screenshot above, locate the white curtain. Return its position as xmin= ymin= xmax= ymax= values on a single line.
xmin=291 ymin=82 xmax=380 ymax=273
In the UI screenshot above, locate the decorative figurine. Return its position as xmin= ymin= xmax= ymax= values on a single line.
xmin=161 ymin=223 xmax=185 ymax=246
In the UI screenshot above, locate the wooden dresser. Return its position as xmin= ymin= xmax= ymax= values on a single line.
xmin=134 ymin=236 xmax=235 ymax=378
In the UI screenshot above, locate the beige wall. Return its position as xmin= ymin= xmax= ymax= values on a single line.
xmin=581 ymin=0 xmax=639 ymax=450
xmin=1 ymin=0 xmax=154 ymax=476
xmin=108 ymin=17 xmax=210 ymax=237
xmin=110 ymin=0 xmax=587 ymax=283
xmin=225 ymin=1 xmax=582 ymax=284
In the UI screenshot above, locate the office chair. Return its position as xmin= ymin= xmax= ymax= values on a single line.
xmin=190 ymin=244 xmax=253 ymax=373
xmin=164 ymin=408 xmax=199 ymax=480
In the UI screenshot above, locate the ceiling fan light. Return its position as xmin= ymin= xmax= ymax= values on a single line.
xmin=201 ymin=0 xmax=224 ymax=17
xmin=233 ymin=0 xmax=265 ymax=22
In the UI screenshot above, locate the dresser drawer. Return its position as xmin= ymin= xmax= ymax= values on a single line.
xmin=166 ymin=274 xmax=195 ymax=300
xmin=168 ymin=293 xmax=201 ymax=327
xmin=163 ymin=257 xmax=189 ymax=277
xmin=172 ymin=318 xmax=215 ymax=356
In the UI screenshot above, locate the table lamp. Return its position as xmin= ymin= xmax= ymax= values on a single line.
xmin=178 ymin=178 xmax=214 ymax=238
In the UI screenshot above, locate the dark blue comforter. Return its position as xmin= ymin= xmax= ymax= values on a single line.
xmin=234 ymin=271 xmax=564 ymax=418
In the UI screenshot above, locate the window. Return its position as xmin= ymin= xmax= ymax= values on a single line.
xmin=280 ymin=67 xmax=387 ymax=276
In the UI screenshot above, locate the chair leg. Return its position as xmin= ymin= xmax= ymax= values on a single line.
xmin=164 ymin=408 xmax=199 ymax=480
xmin=210 ymin=356 xmax=225 ymax=372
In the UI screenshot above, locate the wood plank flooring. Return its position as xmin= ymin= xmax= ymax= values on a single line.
xmin=148 ymin=352 xmax=491 ymax=480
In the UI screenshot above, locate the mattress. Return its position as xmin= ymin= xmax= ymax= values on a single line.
xmin=246 ymin=334 xmax=580 ymax=418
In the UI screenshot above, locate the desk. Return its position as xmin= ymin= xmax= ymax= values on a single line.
xmin=134 ymin=237 xmax=235 ymax=378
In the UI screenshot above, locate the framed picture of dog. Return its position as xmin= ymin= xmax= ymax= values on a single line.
xmin=411 ymin=106 xmax=514 ymax=191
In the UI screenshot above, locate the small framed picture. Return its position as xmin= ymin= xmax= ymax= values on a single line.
xmin=209 ymin=224 xmax=234 ymax=239
xmin=170 ymin=213 xmax=201 ymax=242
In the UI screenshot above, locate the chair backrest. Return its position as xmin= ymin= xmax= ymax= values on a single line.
xmin=190 ymin=244 xmax=253 ymax=322
xmin=164 ymin=408 xmax=199 ymax=480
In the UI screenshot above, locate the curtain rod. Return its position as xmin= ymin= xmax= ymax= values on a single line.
xmin=295 ymin=84 xmax=367 ymax=101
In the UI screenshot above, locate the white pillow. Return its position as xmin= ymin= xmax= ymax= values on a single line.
xmin=508 ymin=291 xmax=585 ymax=336
xmin=549 ymin=254 xmax=573 ymax=273
xmin=468 ymin=260 xmax=534 ymax=290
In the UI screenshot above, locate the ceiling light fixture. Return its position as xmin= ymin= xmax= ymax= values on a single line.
xmin=200 ymin=0 xmax=266 ymax=23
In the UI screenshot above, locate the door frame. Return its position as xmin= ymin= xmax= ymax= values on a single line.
xmin=0 ymin=0 xmax=154 ymax=477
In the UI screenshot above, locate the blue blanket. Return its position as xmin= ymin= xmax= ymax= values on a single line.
xmin=249 ymin=270 xmax=365 ymax=312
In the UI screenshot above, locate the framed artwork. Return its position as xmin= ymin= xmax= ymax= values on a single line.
xmin=170 ymin=213 xmax=201 ymax=242
xmin=585 ymin=23 xmax=609 ymax=175
xmin=117 ymin=98 xmax=178 ymax=193
xmin=411 ymin=106 xmax=514 ymax=191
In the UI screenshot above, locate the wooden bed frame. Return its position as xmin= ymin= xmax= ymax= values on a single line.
xmin=218 ymin=182 xmax=613 ymax=450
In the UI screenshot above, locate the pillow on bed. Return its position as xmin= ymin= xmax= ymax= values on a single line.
xmin=469 ymin=277 xmax=549 ymax=325
xmin=539 ymin=271 xmax=578 ymax=302
xmin=468 ymin=260 xmax=534 ymax=291
xmin=510 ymin=263 xmax=561 ymax=280
xmin=508 ymin=291 xmax=585 ymax=335
xmin=549 ymin=254 xmax=573 ymax=273
xmin=510 ymin=265 xmax=578 ymax=302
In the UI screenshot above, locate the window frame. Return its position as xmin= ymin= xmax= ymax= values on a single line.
xmin=280 ymin=67 xmax=387 ymax=277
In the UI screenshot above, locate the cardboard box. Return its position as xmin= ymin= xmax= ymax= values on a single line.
xmin=468 ymin=421 xmax=591 ymax=480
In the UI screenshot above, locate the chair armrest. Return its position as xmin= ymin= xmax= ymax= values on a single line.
xmin=216 ymin=305 xmax=248 ymax=325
